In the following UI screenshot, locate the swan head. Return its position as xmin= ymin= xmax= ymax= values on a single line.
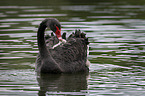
xmin=45 ymin=18 xmax=62 ymax=41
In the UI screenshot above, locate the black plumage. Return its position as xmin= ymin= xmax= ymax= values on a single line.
xmin=36 ymin=18 xmax=89 ymax=73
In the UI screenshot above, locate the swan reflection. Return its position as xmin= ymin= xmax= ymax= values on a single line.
xmin=37 ymin=73 xmax=89 ymax=96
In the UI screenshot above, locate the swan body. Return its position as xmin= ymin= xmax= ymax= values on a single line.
xmin=36 ymin=18 xmax=89 ymax=73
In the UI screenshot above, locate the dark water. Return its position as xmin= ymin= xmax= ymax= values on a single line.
xmin=0 ymin=0 xmax=145 ymax=96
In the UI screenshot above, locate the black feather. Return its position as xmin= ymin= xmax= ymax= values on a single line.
xmin=62 ymin=32 xmax=66 ymax=40
xmin=36 ymin=18 xmax=89 ymax=73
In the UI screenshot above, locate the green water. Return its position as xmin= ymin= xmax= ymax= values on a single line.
xmin=0 ymin=0 xmax=145 ymax=96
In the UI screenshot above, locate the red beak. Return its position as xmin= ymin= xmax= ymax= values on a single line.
xmin=55 ymin=26 xmax=62 ymax=41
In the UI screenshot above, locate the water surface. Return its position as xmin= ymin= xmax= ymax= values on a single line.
xmin=0 ymin=0 xmax=145 ymax=96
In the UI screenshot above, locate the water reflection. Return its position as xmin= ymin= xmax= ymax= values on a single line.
xmin=37 ymin=73 xmax=89 ymax=96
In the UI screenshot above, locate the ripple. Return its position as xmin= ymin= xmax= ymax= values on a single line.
xmin=0 ymin=18 xmax=44 ymax=22
xmin=46 ymin=91 xmax=88 ymax=96
xmin=23 ymin=9 xmax=53 ymax=12
xmin=60 ymin=5 xmax=96 ymax=11
xmin=6 ymin=11 xmax=18 ymax=14
xmin=0 ymin=25 xmax=10 ymax=27
xmin=0 ymin=57 xmax=23 ymax=59
xmin=19 ymin=14 xmax=67 ymax=17
xmin=0 ymin=6 xmax=38 ymax=9
xmin=0 ymin=69 xmax=37 ymax=95
xmin=112 ymin=5 xmax=144 ymax=9
xmin=11 ymin=51 xmax=38 ymax=53
xmin=0 ymin=40 xmax=22 ymax=42
xmin=88 ymin=16 xmax=130 ymax=18
xmin=0 ymin=14 xmax=7 ymax=17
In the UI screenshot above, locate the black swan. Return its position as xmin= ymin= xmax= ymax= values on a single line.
xmin=35 ymin=18 xmax=90 ymax=73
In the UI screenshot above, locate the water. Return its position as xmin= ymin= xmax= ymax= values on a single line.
xmin=0 ymin=0 xmax=145 ymax=96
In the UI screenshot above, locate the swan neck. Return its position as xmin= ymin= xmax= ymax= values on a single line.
xmin=37 ymin=19 xmax=63 ymax=73
xmin=37 ymin=23 xmax=49 ymax=58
